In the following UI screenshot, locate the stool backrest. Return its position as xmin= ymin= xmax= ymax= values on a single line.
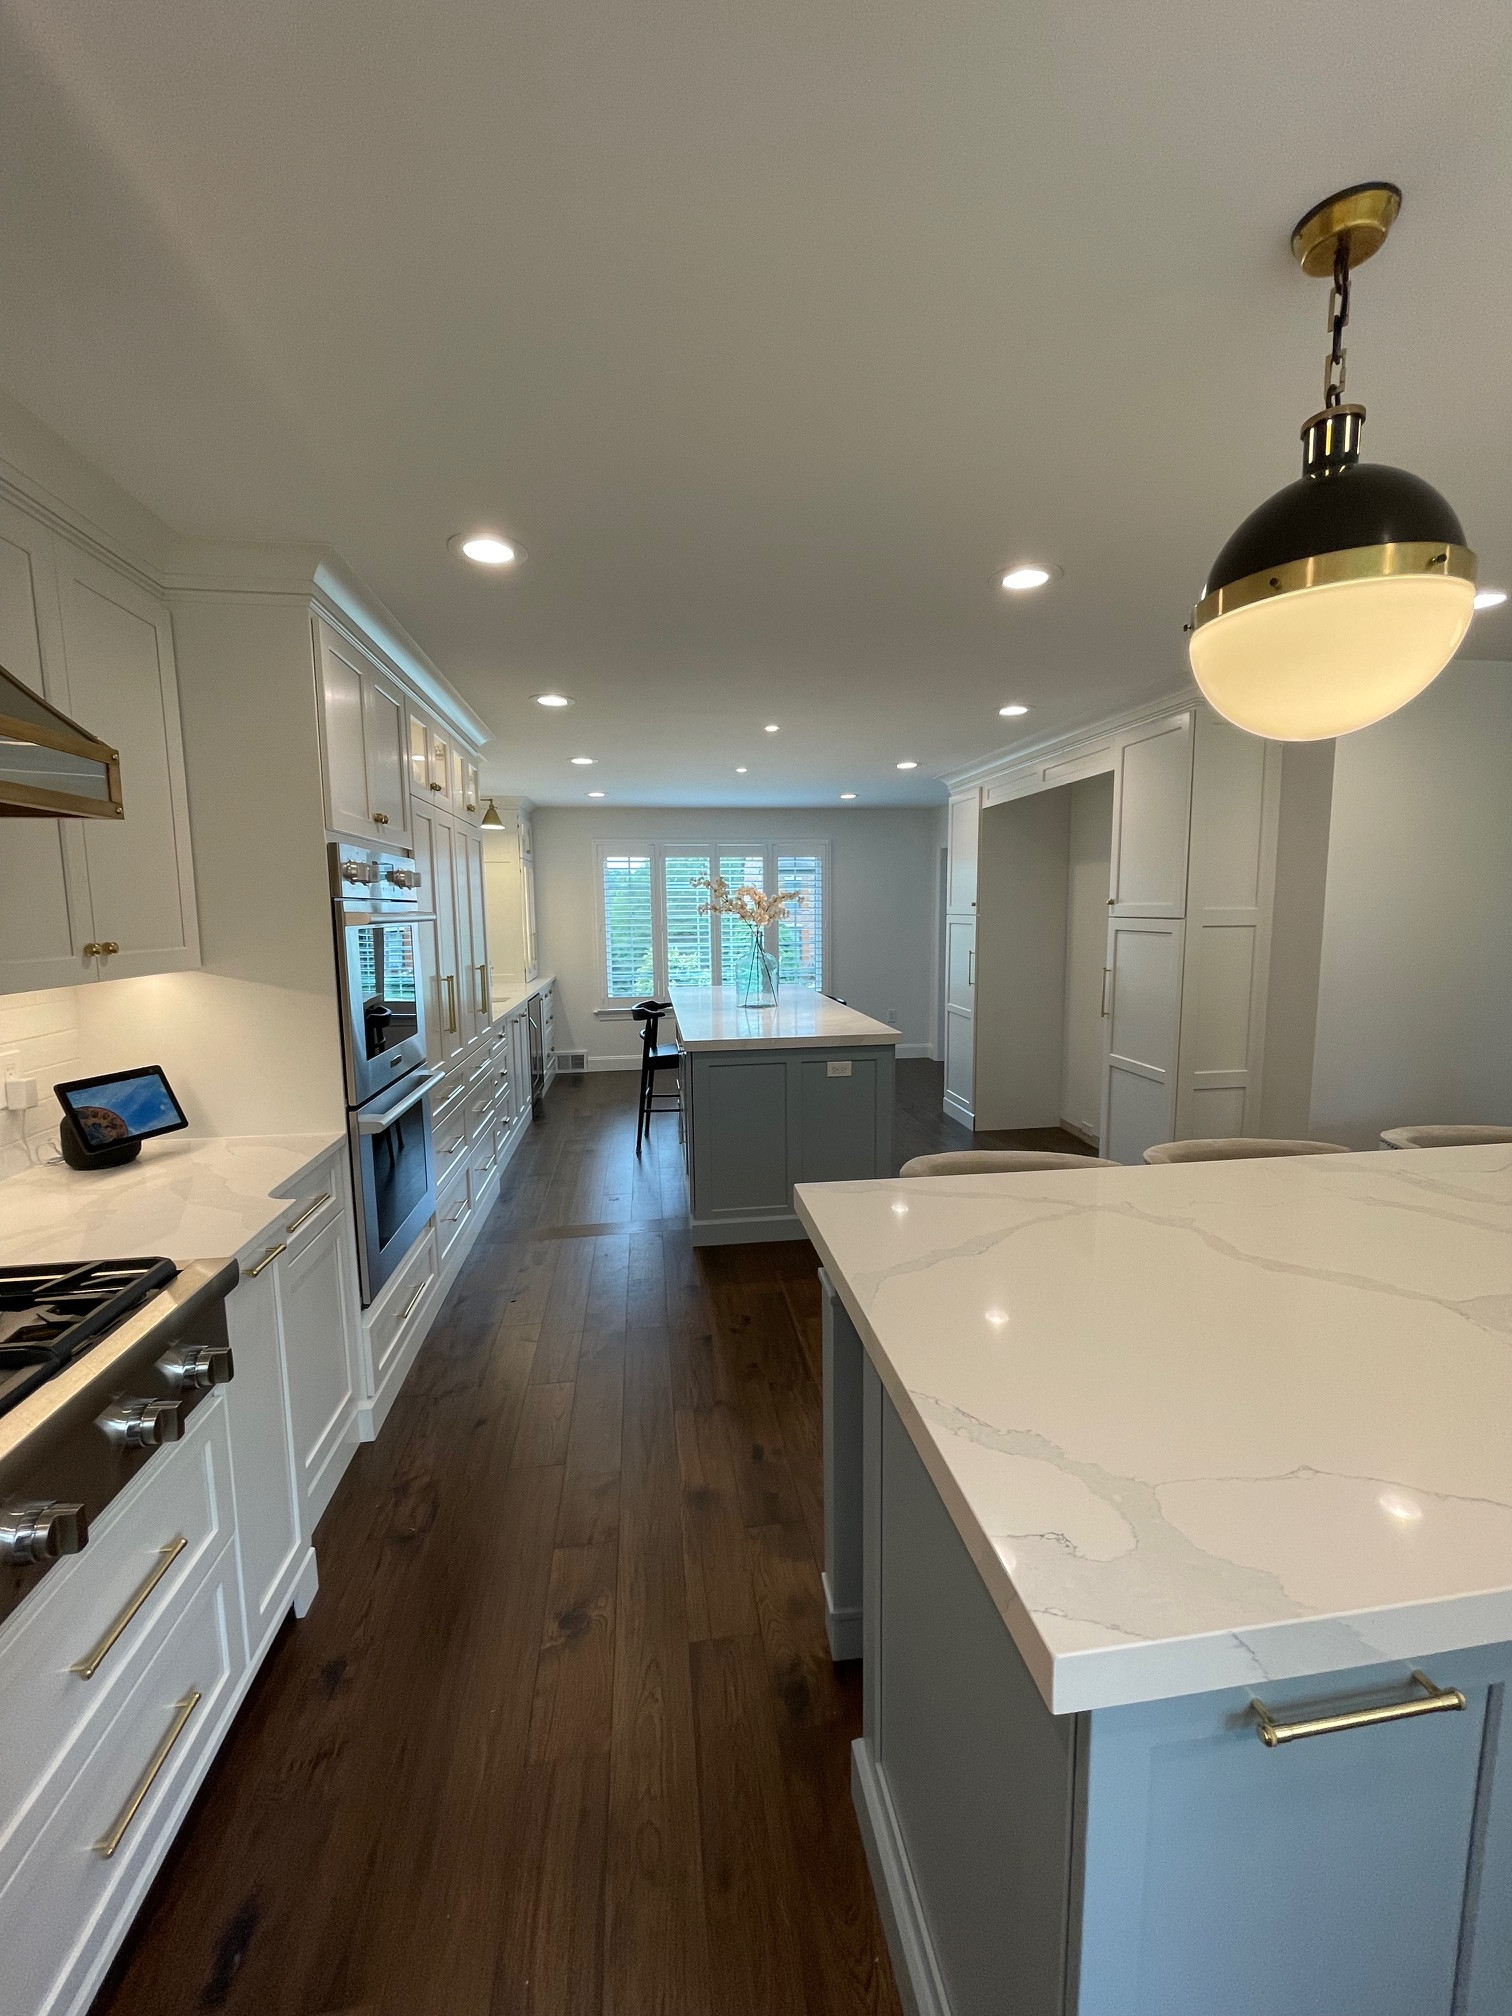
xmin=1380 ymin=1124 xmax=1512 ymax=1150
xmin=632 ymin=998 xmax=671 ymax=1051
xmin=899 ymin=1150 xmax=1115 ymax=1176
xmin=1143 ymin=1137 xmax=1349 ymax=1165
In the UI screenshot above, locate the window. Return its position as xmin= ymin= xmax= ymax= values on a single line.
xmin=602 ymin=854 xmax=654 ymax=1000
xmin=595 ymin=842 xmax=830 ymax=1005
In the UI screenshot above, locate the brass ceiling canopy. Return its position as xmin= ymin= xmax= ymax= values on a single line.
xmin=1290 ymin=181 xmax=1402 ymax=278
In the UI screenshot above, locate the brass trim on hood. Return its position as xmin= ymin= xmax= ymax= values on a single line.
xmin=0 ymin=664 xmax=124 ymax=819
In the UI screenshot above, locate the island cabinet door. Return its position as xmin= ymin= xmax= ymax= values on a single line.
xmin=1072 ymin=1655 xmax=1505 ymax=2016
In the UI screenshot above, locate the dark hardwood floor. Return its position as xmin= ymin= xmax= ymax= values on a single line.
xmin=90 ymin=1060 xmax=1079 ymax=2015
xmin=891 ymin=1056 xmax=1098 ymax=1170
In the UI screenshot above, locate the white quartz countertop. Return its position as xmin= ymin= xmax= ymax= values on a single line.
xmin=796 ymin=1146 xmax=1512 ymax=1717
xmin=669 ymin=985 xmax=900 ymax=1051
xmin=0 ymin=1133 xmax=346 ymax=1271
xmin=489 ymin=972 xmax=554 ymax=1021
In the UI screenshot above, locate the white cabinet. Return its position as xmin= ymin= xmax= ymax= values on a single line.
xmin=943 ymin=788 xmax=980 ymax=1123
xmin=0 ymin=506 xmax=200 ymax=992
xmin=1109 ymin=711 xmax=1193 ymax=918
xmin=461 ymin=827 xmax=490 ymax=1034
xmin=1100 ymin=916 xmax=1186 ymax=1165
xmin=947 ymin=789 xmax=980 ymax=913
xmin=279 ymin=1212 xmax=361 ymax=1534
xmin=315 ymin=616 xmax=410 ymax=843
xmin=221 ymin=1258 xmax=303 ymax=1663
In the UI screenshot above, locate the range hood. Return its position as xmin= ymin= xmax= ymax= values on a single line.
xmin=0 ymin=664 xmax=123 ymax=819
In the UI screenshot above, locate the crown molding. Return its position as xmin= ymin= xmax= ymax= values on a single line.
xmin=942 ymin=680 xmax=1203 ymax=795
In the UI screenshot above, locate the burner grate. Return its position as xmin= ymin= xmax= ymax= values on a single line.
xmin=0 ymin=1258 xmax=178 ymax=1417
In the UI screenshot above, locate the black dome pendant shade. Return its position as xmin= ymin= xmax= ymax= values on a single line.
xmin=1188 ymin=184 xmax=1477 ymax=740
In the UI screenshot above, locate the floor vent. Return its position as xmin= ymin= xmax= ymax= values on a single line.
xmin=558 ymin=1051 xmax=588 ymax=1073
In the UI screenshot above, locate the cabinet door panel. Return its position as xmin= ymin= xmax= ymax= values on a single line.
xmin=222 ymin=1268 xmax=302 ymax=1660
xmin=1100 ymin=917 xmax=1183 ymax=1163
xmin=279 ymin=1217 xmax=358 ymax=1532
xmin=57 ymin=543 xmax=198 ymax=976
xmin=945 ymin=918 xmax=975 ymax=1014
xmin=433 ymin=813 xmax=464 ymax=1062
xmin=362 ymin=671 xmax=409 ymax=841
xmin=316 ymin=619 xmax=373 ymax=839
xmin=947 ymin=790 xmax=979 ymax=912
xmin=1111 ymin=712 xmax=1193 ymax=917
xmin=0 ymin=505 xmax=90 ymax=990
xmin=464 ymin=830 xmax=490 ymax=1027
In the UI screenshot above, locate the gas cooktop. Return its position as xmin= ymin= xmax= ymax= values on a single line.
xmin=0 ymin=1259 xmax=179 ymax=1420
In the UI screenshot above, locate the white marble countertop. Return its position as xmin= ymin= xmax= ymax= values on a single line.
xmin=796 ymin=1145 xmax=1512 ymax=1716
xmin=0 ymin=1133 xmax=346 ymax=1271
xmin=670 ymin=984 xmax=900 ymax=1051
xmin=489 ymin=972 xmax=554 ymax=1022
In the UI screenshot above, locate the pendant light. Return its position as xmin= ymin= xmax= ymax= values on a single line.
xmin=1188 ymin=184 xmax=1477 ymax=740
xmin=480 ymin=798 xmax=505 ymax=827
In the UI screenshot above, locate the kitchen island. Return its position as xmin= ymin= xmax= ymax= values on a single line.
xmin=670 ymin=984 xmax=899 ymax=1244
xmin=797 ymin=1145 xmax=1512 ymax=2016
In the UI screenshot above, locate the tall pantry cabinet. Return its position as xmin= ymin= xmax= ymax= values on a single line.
xmin=945 ymin=699 xmax=1280 ymax=1163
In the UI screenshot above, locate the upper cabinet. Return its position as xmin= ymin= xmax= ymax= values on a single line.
xmin=947 ymin=789 xmax=979 ymax=913
xmin=315 ymin=616 xmax=410 ymax=843
xmin=0 ymin=501 xmax=199 ymax=993
xmin=405 ymin=701 xmax=481 ymax=825
xmin=1109 ymin=711 xmax=1193 ymax=918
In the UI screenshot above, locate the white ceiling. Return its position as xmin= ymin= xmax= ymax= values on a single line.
xmin=1 ymin=0 xmax=1508 ymax=807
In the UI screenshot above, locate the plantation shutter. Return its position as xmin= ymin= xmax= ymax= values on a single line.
xmin=602 ymin=854 xmax=654 ymax=1000
xmin=776 ymin=854 xmax=823 ymax=989
xmin=664 ymin=854 xmax=714 ymax=985
xmin=717 ymin=851 xmax=765 ymax=987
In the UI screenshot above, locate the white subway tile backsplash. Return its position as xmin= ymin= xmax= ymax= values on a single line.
xmin=0 ymin=987 xmax=81 ymax=1170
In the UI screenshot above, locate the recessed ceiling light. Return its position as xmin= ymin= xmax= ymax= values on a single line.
xmin=534 ymin=693 xmax=572 ymax=708
xmin=998 ymin=703 xmax=1031 ymax=718
xmin=570 ymin=756 xmax=594 ymax=765
xmin=1474 ymin=587 xmax=1507 ymax=611
xmin=587 ymin=790 xmax=605 ymax=798
xmin=735 ymin=766 xmax=748 ymax=774
xmin=1001 ymin=564 xmax=1052 ymax=593
xmin=840 ymin=792 xmax=856 ymax=800
xmin=896 ymin=760 xmax=918 ymax=771
xmin=764 ymin=723 xmax=780 ymax=734
xmin=451 ymin=532 xmax=520 ymax=566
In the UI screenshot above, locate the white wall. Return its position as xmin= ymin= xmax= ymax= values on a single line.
xmin=1061 ymin=773 xmax=1114 ymax=1139
xmin=1309 ymin=662 xmax=1512 ymax=1148
xmin=533 ymin=805 xmax=944 ymax=1067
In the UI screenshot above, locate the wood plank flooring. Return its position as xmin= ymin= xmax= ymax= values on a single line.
xmin=90 ymin=1073 xmax=913 ymax=2016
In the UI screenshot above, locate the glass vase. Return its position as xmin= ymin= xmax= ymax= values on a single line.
xmin=739 ymin=927 xmax=779 ymax=1008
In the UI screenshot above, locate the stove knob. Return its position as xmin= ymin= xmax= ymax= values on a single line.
xmin=97 ymin=1396 xmax=184 ymax=1448
xmin=159 ymin=1344 xmax=235 ymax=1391
xmin=0 ymin=1500 xmax=88 ymax=1566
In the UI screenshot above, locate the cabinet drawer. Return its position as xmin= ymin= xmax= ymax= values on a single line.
xmin=436 ymin=1162 xmax=473 ymax=1264
xmin=0 ymin=1540 xmax=243 ymax=2016
xmin=433 ymin=1101 xmax=471 ymax=1181
xmin=469 ymin=1126 xmax=499 ymax=1198
xmin=467 ymin=1086 xmax=494 ymax=1146
xmin=270 ymin=1160 xmax=344 ymax=1260
xmin=0 ymin=1398 xmax=231 ymax=1875
xmin=366 ymin=1227 xmax=437 ymax=1384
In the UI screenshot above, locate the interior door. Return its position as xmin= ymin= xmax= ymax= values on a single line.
xmin=0 ymin=500 xmax=92 ymax=991
xmin=361 ymin=669 xmax=410 ymax=842
xmin=1100 ymin=916 xmax=1185 ymax=1163
xmin=56 ymin=540 xmax=200 ymax=979
xmin=944 ymin=918 xmax=976 ymax=1121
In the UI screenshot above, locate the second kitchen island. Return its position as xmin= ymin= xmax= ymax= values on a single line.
xmin=670 ymin=984 xmax=899 ymax=1244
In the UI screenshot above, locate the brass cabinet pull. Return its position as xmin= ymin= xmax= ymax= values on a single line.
xmin=82 ymin=941 xmax=121 ymax=959
xmin=1101 ymin=966 xmax=1113 ymax=1017
xmin=247 ymin=1240 xmax=287 ymax=1279
xmin=95 ymin=1690 xmax=201 ymax=1857
xmin=444 ymin=974 xmax=458 ymax=1034
xmin=429 ymin=780 xmax=444 ymax=793
xmin=373 ymin=811 xmax=389 ymax=825
xmin=398 ymin=1279 xmax=427 ymax=1323
xmin=477 ymin=963 xmax=489 ymax=1014
xmin=1253 ymin=1670 xmax=1466 ymax=1748
xmin=284 ymin=1191 xmax=332 ymax=1237
xmin=71 ymin=1537 xmax=187 ymax=1680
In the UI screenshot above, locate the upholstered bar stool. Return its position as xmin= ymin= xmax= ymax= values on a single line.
xmin=632 ymin=998 xmax=681 ymax=1156
xmin=1143 ymin=1137 xmax=1349 ymax=1165
xmin=900 ymin=1150 xmax=1116 ymax=1176
xmin=1380 ymin=1124 xmax=1512 ymax=1149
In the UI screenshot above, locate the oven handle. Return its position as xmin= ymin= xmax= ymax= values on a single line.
xmin=357 ymin=1068 xmax=446 ymax=1135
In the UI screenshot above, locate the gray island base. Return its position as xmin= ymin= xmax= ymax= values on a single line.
xmin=800 ymin=1147 xmax=1512 ymax=2016
xmin=670 ymin=985 xmax=898 ymax=1245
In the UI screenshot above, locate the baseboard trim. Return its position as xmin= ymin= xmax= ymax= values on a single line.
xmin=823 ymin=1570 xmax=862 ymax=1661
xmin=1060 ymin=1116 xmax=1100 ymax=1148
xmin=852 ymin=1738 xmax=954 ymax=2016
xmin=942 ymin=1091 xmax=974 ymax=1127
xmin=896 ymin=1043 xmax=932 ymax=1059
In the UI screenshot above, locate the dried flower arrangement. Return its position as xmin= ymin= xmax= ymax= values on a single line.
xmin=689 ymin=873 xmax=805 ymax=929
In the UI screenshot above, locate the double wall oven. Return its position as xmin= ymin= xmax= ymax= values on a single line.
xmin=331 ymin=843 xmax=443 ymax=1304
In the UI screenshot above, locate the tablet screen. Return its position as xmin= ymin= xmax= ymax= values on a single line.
xmin=55 ymin=1067 xmax=189 ymax=1149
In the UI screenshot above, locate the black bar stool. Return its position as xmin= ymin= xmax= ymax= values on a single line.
xmin=632 ymin=999 xmax=681 ymax=1156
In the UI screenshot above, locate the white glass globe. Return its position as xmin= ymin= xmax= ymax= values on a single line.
xmin=1188 ymin=572 xmax=1475 ymax=740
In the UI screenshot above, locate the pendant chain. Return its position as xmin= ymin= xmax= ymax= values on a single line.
xmin=1324 ymin=239 xmax=1351 ymax=408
